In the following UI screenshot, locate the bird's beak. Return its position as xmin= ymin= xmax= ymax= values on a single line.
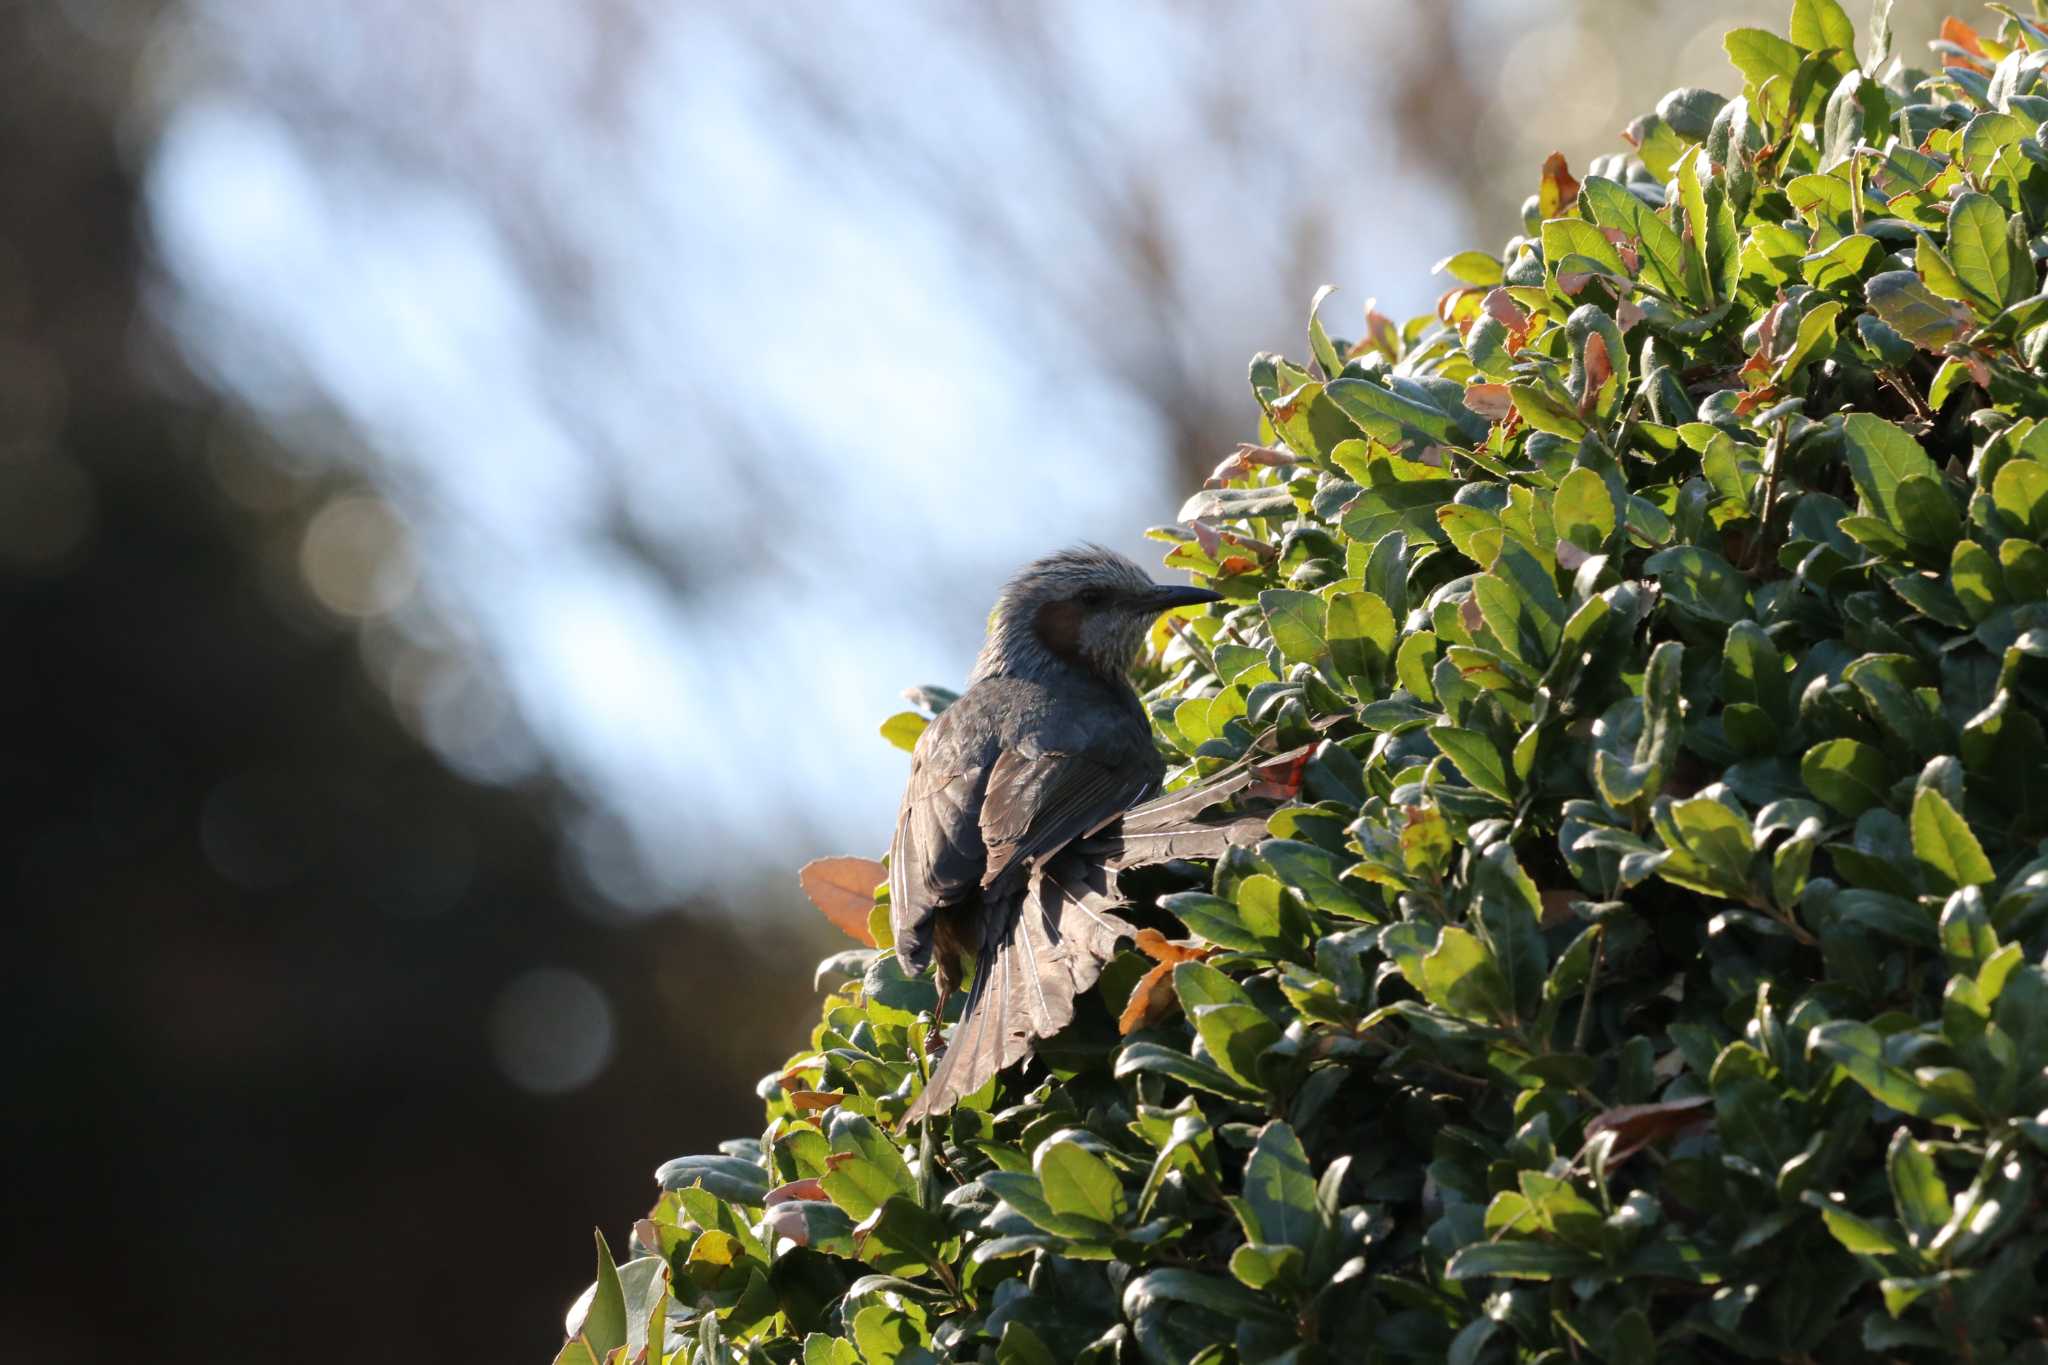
xmin=1136 ymin=583 xmax=1223 ymax=613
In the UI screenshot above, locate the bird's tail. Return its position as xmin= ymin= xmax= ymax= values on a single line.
xmin=903 ymin=856 xmax=1132 ymax=1124
xmin=900 ymin=745 xmax=1308 ymax=1124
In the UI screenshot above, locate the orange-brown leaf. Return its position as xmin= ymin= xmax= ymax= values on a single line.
xmin=798 ymin=856 xmax=884 ymax=945
xmin=1579 ymin=331 xmax=1612 ymax=415
xmin=764 ymin=1178 xmax=828 ymax=1207
xmin=1483 ymin=287 xmax=1531 ymax=340
xmin=1118 ymin=960 xmax=1181 ymax=1035
xmin=1942 ymin=16 xmax=1987 ymax=59
xmin=1131 ymin=927 xmax=1212 ymax=965
xmin=1583 ymin=1096 xmax=1714 ymax=1163
xmin=1364 ymin=301 xmax=1401 ymax=360
xmin=788 ymin=1090 xmax=846 ymax=1112
xmin=1539 ymin=152 xmax=1581 ymax=218
xmin=1464 ymin=383 xmax=1513 ymax=421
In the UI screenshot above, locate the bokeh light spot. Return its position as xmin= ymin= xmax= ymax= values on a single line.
xmin=298 ymin=494 xmax=416 ymax=618
xmin=486 ymin=967 xmax=615 ymax=1095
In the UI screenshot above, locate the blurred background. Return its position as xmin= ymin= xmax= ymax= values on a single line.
xmin=1 ymin=0 xmax=1946 ymax=1358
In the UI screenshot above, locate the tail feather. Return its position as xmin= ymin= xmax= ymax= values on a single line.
xmin=900 ymin=754 xmax=1298 ymax=1123
xmin=902 ymin=859 xmax=1133 ymax=1124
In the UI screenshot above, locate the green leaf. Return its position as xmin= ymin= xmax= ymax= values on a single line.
xmin=1805 ymin=1192 xmax=1905 ymax=1255
xmin=1554 ymin=466 xmax=1617 ymax=551
xmin=577 ymin=1230 xmax=629 ymax=1362
xmin=1122 ymin=1268 xmax=1289 ymax=1323
xmin=1540 ymin=217 xmax=1630 ymax=283
xmin=1259 ymin=589 xmax=1328 ymax=666
xmin=1801 ymin=738 xmax=1893 ymax=816
xmin=1472 ymin=843 xmax=1547 ymax=1022
xmin=1432 ymin=725 xmax=1513 ymax=801
xmin=1172 ymin=958 xmax=1254 ymax=1011
xmin=1645 ymin=545 xmax=1750 ymax=623
xmin=1946 ymin=193 xmax=2013 ymax=314
xmin=804 ymin=1335 xmax=861 ymax=1365
xmin=1324 ymin=377 xmax=1464 ymax=450
xmin=1790 ymin=0 xmax=1858 ymax=55
xmin=1239 ymin=1121 xmax=1319 ymax=1252
xmin=1910 ymin=787 xmax=1994 ymax=891
xmin=1725 ymin=28 xmax=1804 ymax=98
xmin=852 ymin=1303 xmax=934 ymax=1365
xmin=1189 ymin=1002 xmax=1281 ymax=1090
xmin=1035 ymin=1135 xmax=1127 ymax=1227
xmin=1809 ymin=1021 xmax=1979 ymax=1126
xmin=1421 ymin=925 xmax=1511 ymax=1021
xmin=1992 ymin=458 xmax=2048 ymax=539
xmin=1259 ymin=838 xmax=1374 ymax=919
xmin=1227 ymin=1242 xmax=1304 ymax=1291
xmin=1841 ymin=413 xmax=1940 ymax=531
xmin=1307 ymin=284 xmax=1342 ymax=378
xmin=1864 ymin=271 xmax=1967 ymax=349
xmin=821 ymin=1113 xmax=914 ymax=1218
xmin=1160 ymin=891 xmax=1267 ymax=952
xmin=1445 ymin=1240 xmax=1601 ymax=1281
xmin=1887 ymin=1129 xmax=1952 ymax=1248
xmin=1113 ymin=1041 xmax=1263 ymax=1103
xmin=1435 ymin=250 xmax=1504 ymax=286
xmin=1326 ymin=589 xmax=1395 ymax=688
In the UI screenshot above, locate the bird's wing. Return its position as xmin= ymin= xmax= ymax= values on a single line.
xmin=976 ymin=743 xmax=1157 ymax=891
xmin=888 ymin=706 xmax=989 ymax=974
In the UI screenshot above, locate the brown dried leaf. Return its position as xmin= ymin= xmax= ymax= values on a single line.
xmin=1583 ymin=1096 xmax=1714 ymax=1164
xmin=1131 ymin=927 xmax=1212 ymax=964
xmin=1483 ymin=287 xmax=1531 ymax=340
xmin=1364 ymin=300 xmax=1401 ymax=360
xmin=764 ymin=1178 xmax=829 ymax=1207
xmin=1464 ymin=382 xmax=1514 ymax=421
xmin=1460 ymin=595 xmax=1486 ymax=635
xmin=1539 ymin=888 xmax=1581 ymax=927
xmin=1118 ymin=961 xmax=1181 ymax=1035
xmin=1579 ymin=332 xmax=1612 ymax=415
xmin=798 ymin=856 xmax=884 ymax=945
xmin=788 ymin=1090 xmax=846 ymax=1112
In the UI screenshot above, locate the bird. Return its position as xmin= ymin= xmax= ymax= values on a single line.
xmin=888 ymin=545 xmax=1221 ymax=1123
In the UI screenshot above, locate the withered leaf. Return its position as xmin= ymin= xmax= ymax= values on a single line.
xmin=1583 ymin=1095 xmax=1713 ymax=1163
xmin=764 ymin=1178 xmax=828 ymax=1207
xmin=798 ymin=856 xmax=884 ymax=945
xmin=1464 ymin=383 xmax=1513 ymax=421
xmin=1539 ymin=151 xmax=1581 ymax=218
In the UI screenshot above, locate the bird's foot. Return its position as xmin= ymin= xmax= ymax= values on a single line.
xmin=923 ymin=1020 xmax=948 ymax=1059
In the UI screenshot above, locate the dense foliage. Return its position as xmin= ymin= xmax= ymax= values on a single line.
xmin=558 ymin=3 xmax=2048 ymax=1360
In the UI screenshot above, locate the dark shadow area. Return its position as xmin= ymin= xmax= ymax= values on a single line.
xmin=0 ymin=8 xmax=828 ymax=1359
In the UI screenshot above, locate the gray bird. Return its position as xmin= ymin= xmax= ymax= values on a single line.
xmin=889 ymin=545 xmax=1220 ymax=1122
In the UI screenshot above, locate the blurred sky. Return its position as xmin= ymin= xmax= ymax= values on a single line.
xmin=134 ymin=0 xmax=1947 ymax=916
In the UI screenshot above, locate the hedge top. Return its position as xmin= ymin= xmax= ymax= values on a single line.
xmin=563 ymin=4 xmax=2048 ymax=1363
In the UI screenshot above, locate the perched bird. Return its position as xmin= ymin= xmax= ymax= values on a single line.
xmin=889 ymin=546 xmax=1220 ymax=1122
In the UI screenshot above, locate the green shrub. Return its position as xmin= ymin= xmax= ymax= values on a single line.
xmin=559 ymin=4 xmax=2048 ymax=1361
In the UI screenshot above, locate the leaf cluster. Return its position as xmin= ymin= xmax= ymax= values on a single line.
xmin=563 ymin=4 xmax=2048 ymax=1361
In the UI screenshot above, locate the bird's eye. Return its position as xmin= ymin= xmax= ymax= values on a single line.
xmin=1077 ymin=587 xmax=1108 ymax=607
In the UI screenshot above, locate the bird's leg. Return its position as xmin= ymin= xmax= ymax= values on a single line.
xmin=925 ymin=949 xmax=959 ymax=1059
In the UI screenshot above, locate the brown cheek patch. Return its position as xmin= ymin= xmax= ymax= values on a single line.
xmin=1033 ymin=600 xmax=1086 ymax=663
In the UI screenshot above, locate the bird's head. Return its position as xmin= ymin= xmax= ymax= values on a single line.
xmin=973 ymin=545 xmax=1221 ymax=683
